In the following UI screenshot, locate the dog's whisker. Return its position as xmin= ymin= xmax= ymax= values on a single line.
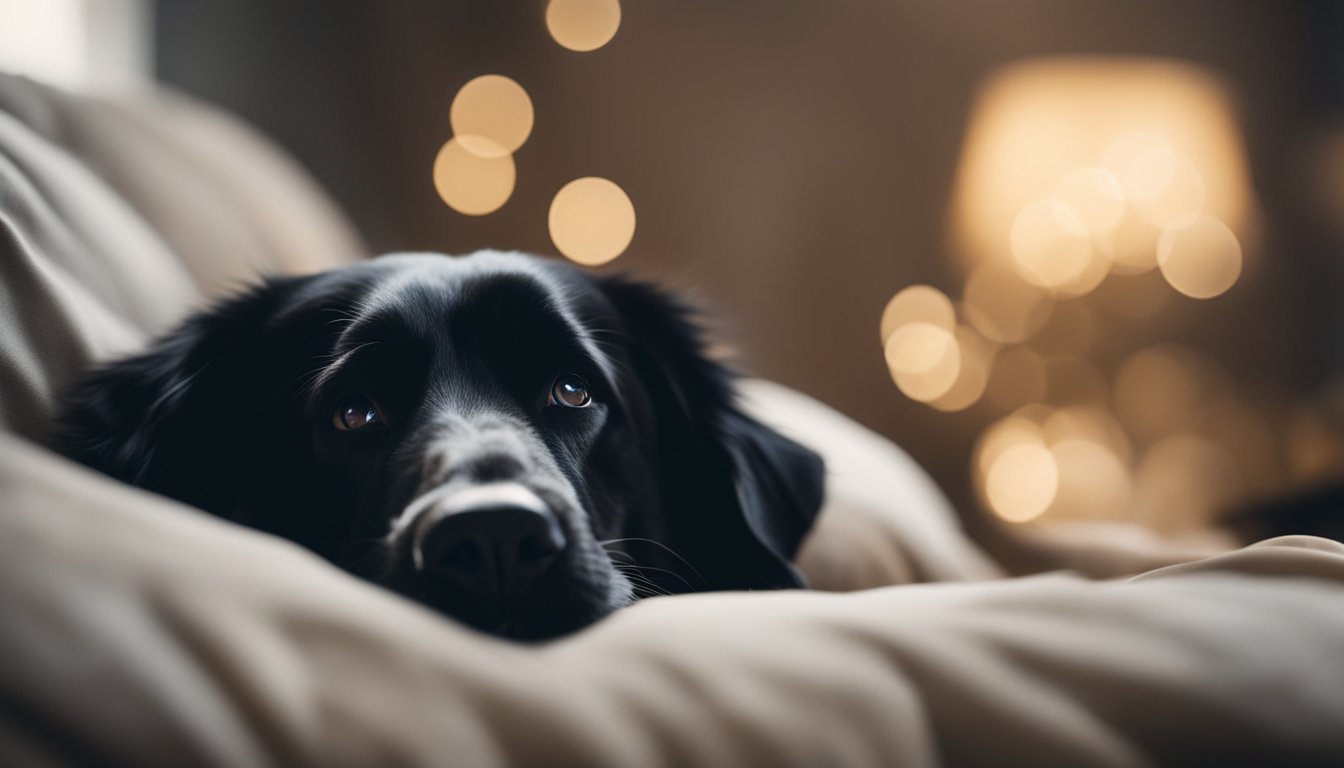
xmin=611 ymin=564 xmax=676 ymax=597
xmin=603 ymin=548 xmax=638 ymax=564
xmin=617 ymin=562 xmax=696 ymax=593
xmin=600 ymin=537 xmax=707 ymax=588
xmin=610 ymin=565 xmax=673 ymax=598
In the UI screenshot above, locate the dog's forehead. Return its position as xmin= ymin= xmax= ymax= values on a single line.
xmin=336 ymin=252 xmax=616 ymax=380
xmin=355 ymin=252 xmax=578 ymax=328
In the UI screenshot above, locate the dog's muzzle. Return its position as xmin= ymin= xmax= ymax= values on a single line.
xmin=409 ymin=483 xmax=567 ymax=602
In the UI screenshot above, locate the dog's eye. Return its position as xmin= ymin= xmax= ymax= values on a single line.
xmin=548 ymin=374 xmax=592 ymax=408
xmin=332 ymin=395 xmax=384 ymax=431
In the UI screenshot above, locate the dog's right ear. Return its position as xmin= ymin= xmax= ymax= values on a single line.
xmin=56 ymin=277 xmax=307 ymax=513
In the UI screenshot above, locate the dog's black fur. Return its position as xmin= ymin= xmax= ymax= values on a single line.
xmin=57 ymin=252 xmax=824 ymax=640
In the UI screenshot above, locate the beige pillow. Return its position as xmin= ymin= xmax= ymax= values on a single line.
xmin=3 ymin=433 xmax=1343 ymax=767
xmin=0 ymin=73 xmax=362 ymax=442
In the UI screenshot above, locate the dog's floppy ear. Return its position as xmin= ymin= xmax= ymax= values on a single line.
xmin=599 ymin=276 xmax=825 ymax=589
xmin=56 ymin=277 xmax=308 ymax=514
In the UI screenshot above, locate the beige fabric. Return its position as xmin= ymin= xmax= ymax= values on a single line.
xmin=2 ymin=434 xmax=1343 ymax=767
xmin=741 ymin=379 xmax=1003 ymax=587
xmin=0 ymin=75 xmax=364 ymax=302
xmin=0 ymin=73 xmax=361 ymax=442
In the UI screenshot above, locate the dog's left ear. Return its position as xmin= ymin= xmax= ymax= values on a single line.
xmin=718 ymin=407 xmax=826 ymax=586
xmin=598 ymin=276 xmax=825 ymax=589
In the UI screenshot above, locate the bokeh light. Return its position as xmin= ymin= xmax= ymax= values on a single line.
xmin=1048 ymin=438 xmax=1132 ymax=521
xmin=548 ymin=177 xmax=637 ymax=265
xmin=1032 ymin=301 xmax=1096 ymax=357
xmin=1114 ymin=345 xmax=1230 ymax=444
xmin=1054 ymin=167 xmax=1125 ymax=234
xmin=1157 ymin=213 xmax=1243 ymax=299
xmin=1043 ymin=404 xmax=1132 ymax=464
xmin=976 ymin=412 xmax=1044 ymax=472
xmin=1093 ymin=209 xmax=1161 ymax=274
xmin=1096 ymin=270 xmax=1171 ymax=318
xmin=984 ymin=440 xmax=1059 ymax=523
xmin=1134 ymin=434 xmax=1241 ymax=533
xmin=975 ymin=405 xmax=1135 ymax=524
xmin=1009 ymin=199 xmax=1097 ymax=294
xmin=1043 ymin=355 xmax=1108 ymax=405
xmin=449 ymin=75 xmax=534 ymax=157
xmin=962 ymin=261 xmax=1053 ymax=343
xmin=929 ymin=325 xmax=996 ymax=412
xmin=1102 ymin=133 xmax=1207 ymax=229
xmin=985 ymin=346 xmax=1047 ymax=409
xmin=884 ymin=322 xmax=961 ymax=403
xmin=884 ymin=57 xmax=1297 ymax=533
xmin=879 ymin=285 xmax=956 ymax=344
xmin=546 ymin=0 xmax=622 ymax=52
xmin=432 ymin=137 xmax=516 ymax=215
xmin=951 ymin=58 xmax=1253 ymax=274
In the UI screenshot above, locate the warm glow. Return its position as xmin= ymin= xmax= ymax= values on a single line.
xmin=546 ymin=0 xmax=622 ymax=52
xmin=975 ymin=412 xmax=1047 ymax=477
xmin=929 ymin=325 xmax=996 ymax=412
xmin=986 ymin=346 xmax=1047 ymax=409
xmin=432 ymin=138 xmax=516 ymax=215
xmin=962 ymin=261 xmax=1052 ymax=343
xmin=1157 ymin=214 xmax=1242 ymax=299
xmin=950 ymin=57 xmax=1254 ymax=276
xmin=976 ymin=405 xmax=1133 ymax=523
xmin=1094 ymin=209 xmax=1162 ymax=274
xmin=450 ymin=75 xmax=535 ymax=158
xmin=1043 ymin=355 xmax=1108 ymax=405
xmin=984 ymin=442 xmax=1059 ymax=523
xmin=1097 ymin=271 xmax=1171 ymax=317
xmin=1114 ymin=345 xmax=1229 ymax=444
xmin=1055 ymin=168 xmax=1126 ymax=234
xmin=548 ymin=177 xmax=637 ymax=265
xmin=1101 ymin=133 xmax=1207 ymax=230
xmin=1287 ymin=404 xmax=1344 ymax=484
xmin=1048 ymin=439 xmax=1132 ymax=521
xmin=1009 ymin=200 xmax=1101 ymax=295
xmin=884 ymin=322 xmax=961 ymax=403
xmin=1044 ymin=405 xmax=1132 ymax=464
xmin=879 ymin=285 xmax=955 ymax=343
xmin=1202 ymin=398 xmax=1279 ymax=496
xmin=1134 ymin=434 xmax=1240 ymax=533
xmin=1032 ymin=301 xmax=1097 ymax=357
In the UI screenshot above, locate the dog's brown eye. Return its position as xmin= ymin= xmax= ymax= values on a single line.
xmin=333 ymin=395 xmax=384 ymax=431
xmin=549 ymin=374 xmax=591 ymax=408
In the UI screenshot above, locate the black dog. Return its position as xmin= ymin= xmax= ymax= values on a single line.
xmin=58 ymin=251 xmax=824 ymax=640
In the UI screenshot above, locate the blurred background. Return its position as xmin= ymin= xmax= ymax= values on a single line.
xmin=7 ymin=0 xmax=1344 ymax=552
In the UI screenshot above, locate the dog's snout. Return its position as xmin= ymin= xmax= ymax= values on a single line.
xmin=412 ymin=484 xmax=566 ymax=598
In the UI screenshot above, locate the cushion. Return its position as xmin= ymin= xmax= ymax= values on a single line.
xmin=0 ymin=74 xmax=363 ymax=444
xmin=3 ymin=434 xmax=1343 ymax=766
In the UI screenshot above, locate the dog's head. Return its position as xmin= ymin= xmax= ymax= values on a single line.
xmin=58 ymin=252 xmax=824 ymax=639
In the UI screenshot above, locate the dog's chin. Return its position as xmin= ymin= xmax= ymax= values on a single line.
xmin=391 ymin=568 xmax=631 ymax=642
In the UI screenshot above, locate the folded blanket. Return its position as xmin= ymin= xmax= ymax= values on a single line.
xmin=3 ymin=435 xmax=1342 ymax=767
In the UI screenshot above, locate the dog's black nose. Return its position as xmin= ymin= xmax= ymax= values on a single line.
xmin=413 ymin=484 xmax=566 ymax=598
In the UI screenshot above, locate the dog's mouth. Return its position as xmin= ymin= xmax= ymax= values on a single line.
xmin=399 ymin=565 xmax=627 ymax=641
